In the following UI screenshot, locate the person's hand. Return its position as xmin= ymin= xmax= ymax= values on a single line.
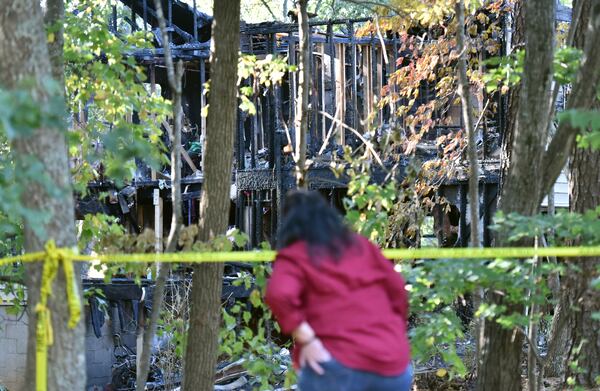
xmin=299 ymin=338 xmax=332 ymax=375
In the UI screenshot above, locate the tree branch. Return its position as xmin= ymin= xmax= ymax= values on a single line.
xmin=295 ymin=0 xmax=310 ymax=188
xmin=260 ymin=0 xmax=278 ymax=20
xmin=454 ymin=0 xmax=480 ymax=249
xmin=341 ymin=0 xmax=408 ymax=16
xmin=319 ymin=110 xmax=385 ymax=168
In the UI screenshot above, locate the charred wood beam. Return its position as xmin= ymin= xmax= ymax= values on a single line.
xmin=327 ymin=22 xmax=336 ymax=132
xmin=241 ymin=17 xmax=371 ymax=34
xmin=348 ymin=21 xmax=358 ymax=130
xmin=129 ymin=46 xmax=210 ymax=61
xmin=119 ymin=0 xmax=212 ymax=42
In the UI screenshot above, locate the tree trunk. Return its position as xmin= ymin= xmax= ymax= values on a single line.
xmin=565 ymin=145 xmax=600 ymax=386
xmin=295 ymin=0 xmax=310 ymax=188
xmin=562 ymin=1 xmax=600 ymax=385
xmin=454 ymin=0 xmax=480 ymax=249
xmin=454 ymin=0 xmax=485 ymax=376
xmin=0 ymin=1 xmax=86 ymax=390
xmin=182 ymin=1 xmax=240 ymax=390
xmin=478 ymin=1 xmax=555 ymax=390
xmin=498 ymin=0 xmax=523 ymax=199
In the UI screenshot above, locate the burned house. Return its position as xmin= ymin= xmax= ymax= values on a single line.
xmin=80 ymin=0 xmax=509 ymax=252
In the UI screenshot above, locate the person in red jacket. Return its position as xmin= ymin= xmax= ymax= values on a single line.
xmin=265 ymin=190 xmax=412 ymax=391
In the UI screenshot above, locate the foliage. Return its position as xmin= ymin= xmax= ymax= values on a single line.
xmin=482 ymin=49 xmax=524 ymax=94
xmin=340 ymin=161 xmax=600 ymax=379
xmin=220 ymin=260 xmax=293 ymax=390
xmin=343 ymin=154 xmax=397 ymax=244
xmin=0 ymin=81 xmax=68 ymax=238
xmin=340 ymin=147 xmax=449 ymax=248
xmin=64 ymin=0 xmax=171 ymax=189
xmin=237 ymin=54 xmax=295 ymax=116
xmin=491 ymin=207 xmax=600 ymax=245
xmin=483 ymin=47 xmax=582 ymax=94
xmin=559 ymin=109 xmax=600 ymax=150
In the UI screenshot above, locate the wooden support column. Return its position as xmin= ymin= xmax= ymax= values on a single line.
xmin=362 ymin=45 xmax=373 ymax=124
xmin=199 ymin=59 xmax=206 ymax=171
xmin=153 ymin=188 xmax=163 ymax=252
xmin=335 ymin=43 xmax=346 ymax=144
xmin=391 ymin=36 xmax=399 ymax=122
xmin=112 ymin=2 xmax=117 ymax=33
xmin=310 ymin=27 xmax=317 ymax=150
xmin=459 ymin=183 xmax=468 ymax=247
xmin=288 ymin=34 xmax=297 ymax=133
xmin=377 ymin=46 xmax=383 ymax=126
xmin=348 ymin=22 xmax=358 ymax=130
xmin=143 ymin=0 xmax=148 ymax=32
xmin=254 ymin=191 xmax=262 ymax=247
xmin=327 ymin=23 xmax=336 ymax=134
xmin=150 ymin=64 xmax=158 ymax=180
xmin=370 ymin=40 xmax=376 ymax=121
xmin=192 ymin=0 xmax=197 ymax=41
xmin=318 ymin=43 xmax=326 ymax=141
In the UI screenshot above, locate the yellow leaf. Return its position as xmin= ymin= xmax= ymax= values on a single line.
xmin=436 ymin=368 xmax=448 ymax=378
xmin=47 ymin=32 xmax=55 ymax=43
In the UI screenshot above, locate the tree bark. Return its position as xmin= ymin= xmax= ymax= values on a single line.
xmin=562 ymin=1 xmax=600 ymax=385
xmin=539 ymin=2 xmax=600 ymax=199
xmin=0 ymin=1 xmax=86 ymax=390
xmin=182 ymin=1 xmax=240 ymax=390
xmin=565 ymin=144 xmax=600 ymax=386
xmin=455 ymin=0 xmax=480 ymax=249
xmin=478 ymin=1 xmax=555 ymax=390
xmin=454 ymin=0 xmax=485 ymax=377
xmin=136 ymin=0 xmax=184 ymax=389
xmin=498 ymin=0 xmax=523 ymax=200
xmin=295 ymin=0 xmax=310 ymax=189
xmin=44 ymin=0 xmax=65 ymax=86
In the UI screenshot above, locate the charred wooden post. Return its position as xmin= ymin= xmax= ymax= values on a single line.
xmin=348 ymin=21 xmax=358 ymax=130
xmin=459 ymin=183 xmax=468 ymax=247
xmin=327 ymin=22 xmax=336 ymax=134
xmin=199 ymin=59 xmax=206 ymax=170
xmin=143 ymin=0 xmax=148 ymax=31
xmin=192 ymin=0 xmax=197 ymax=41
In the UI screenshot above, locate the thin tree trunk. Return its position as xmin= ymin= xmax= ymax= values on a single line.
xmin=182 ymin=1 xmax=240 ymax=390
xmin=136 ymin=1 xmax=184 ymax=389
xmin=0 ymin=1 xmax=86 ymax=390
xmin=454 ymin=1 xmax=484 ymax=377
xmin=295 ymin=0 xmax=310 ymax=189
xmin=455 ymin=1 xmax=480 ymax=249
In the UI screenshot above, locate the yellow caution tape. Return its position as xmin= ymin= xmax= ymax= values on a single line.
xmin=2 ymin=243 xmax=600 ymax=391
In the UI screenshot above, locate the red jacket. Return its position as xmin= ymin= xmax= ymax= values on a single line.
xmin=265 ymin=234 xmax=411 ymax=376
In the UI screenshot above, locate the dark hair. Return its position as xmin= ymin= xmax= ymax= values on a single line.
xmin=277 ymin=190 xmax=352 ymax=260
